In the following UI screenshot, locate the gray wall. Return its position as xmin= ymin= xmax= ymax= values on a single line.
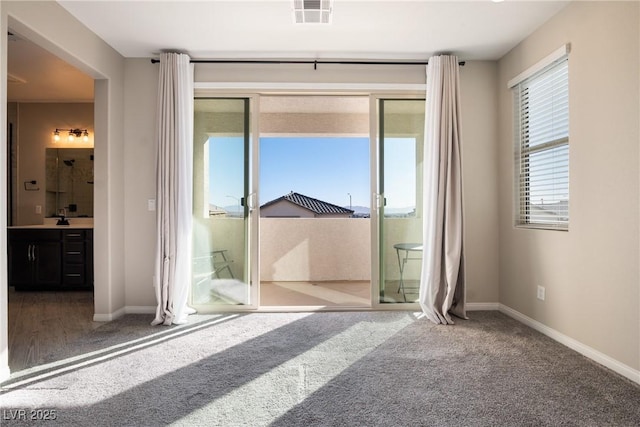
xmin=497 ymin=1 xmax=639 ymax=371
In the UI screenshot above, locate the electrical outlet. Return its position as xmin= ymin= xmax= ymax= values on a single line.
xmin=35 ymin=205 xmax=42 ymax=214
xmin=537 ymin=285 xmax=546 ymax=301
xmin=148 ymin=199 xmax=156 ymax=211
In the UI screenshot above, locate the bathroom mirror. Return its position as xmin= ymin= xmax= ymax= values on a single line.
xmin=45 ymin=148 xmax=94 ymax=218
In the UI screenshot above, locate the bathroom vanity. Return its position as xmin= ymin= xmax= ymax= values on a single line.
xmin=8 ymin=225 xmax=93 ymax=291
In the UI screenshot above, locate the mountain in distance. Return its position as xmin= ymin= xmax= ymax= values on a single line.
xmin=347 ymin=205 xmax=370 ymax=214
xmin=213 ymin=203 xmax=414 ymax=216
xmin=222 ymin=204 xmax=242 ymax=213
xmin=209 ymin=204 xmax=243 ymax=215
xmin=384 ymin=206 xmax=416 ymax=215
xmin=342 ymin=205 xmax=416 ymax=215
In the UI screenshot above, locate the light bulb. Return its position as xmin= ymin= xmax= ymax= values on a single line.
xmin=68 ymin=133 xmax=75 ymax=142
xmin=83 ymin=130 xmax=89 ymax=142
xmin=53 ymin=131 xmax=60 ymax=142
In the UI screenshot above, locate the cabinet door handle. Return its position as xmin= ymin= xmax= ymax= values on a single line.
xmin=66 ymin=274 xmax=81 ymax=277
xmin=27 ymin=244 xmax=32 ymax=261
xmin=66 ymin=233 xmax=82 ymax=237
xmin=67 ymin=251 xmax=82 ymax=255
xmin=32 ymin=244 xmax=36 ymax=261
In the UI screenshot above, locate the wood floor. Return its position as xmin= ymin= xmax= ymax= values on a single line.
xmin=7 ymin=288 xmax=96 ymax=372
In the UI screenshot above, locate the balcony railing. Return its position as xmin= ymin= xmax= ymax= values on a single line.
xmin=193 ymin=217 xmax=421 ymax=283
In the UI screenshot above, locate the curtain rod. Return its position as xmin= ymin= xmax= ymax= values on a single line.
xmin=150 ymin=58 xmax=465 ymax=69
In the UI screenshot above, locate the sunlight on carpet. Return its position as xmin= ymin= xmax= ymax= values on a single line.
xmin=173 ymin=314 xmax=415 ymax=426
xmin=2 ymin=314 xmax=240 ymax=390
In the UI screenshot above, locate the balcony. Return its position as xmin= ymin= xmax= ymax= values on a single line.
xmin=192 ymin=217 xmax=422 ymax=308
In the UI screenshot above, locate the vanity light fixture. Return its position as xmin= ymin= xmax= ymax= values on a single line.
xmin=53 ymin=128 xmax=90 ymax=143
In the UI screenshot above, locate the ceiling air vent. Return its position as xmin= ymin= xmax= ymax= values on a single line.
xmin=292 ymin=0 xmax=333 ymax=24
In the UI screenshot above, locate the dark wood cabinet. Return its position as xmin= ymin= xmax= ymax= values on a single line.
xmin=61 ymin=229 xmax=91 ymax=287
xmin=8 ymin=228 xmax=93 ymax=291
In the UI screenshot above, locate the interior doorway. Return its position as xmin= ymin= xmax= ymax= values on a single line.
xmin=5 ymin=29 xmax=96 ymax=372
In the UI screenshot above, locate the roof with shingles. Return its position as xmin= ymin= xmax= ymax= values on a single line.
xmin=261 ymin=192 xmax=354 ymax=216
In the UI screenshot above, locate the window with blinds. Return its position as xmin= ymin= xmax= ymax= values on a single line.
xmin=513 ymin=57 xmax=569 ymax=230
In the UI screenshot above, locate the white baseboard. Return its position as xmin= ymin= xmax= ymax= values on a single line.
xmin=466 ymin=302 xmax=500 ymax=311
xmin=499 ymin=304 xmax=640 ymax=385
xmin=89 ymin=301 xmax=639 ymax=385
xmin=93 ymin=307 xmax=126 ymax=322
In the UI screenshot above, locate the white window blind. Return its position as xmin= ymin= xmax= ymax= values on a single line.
xmin=513 ymin=57 xmax=569 ymax=230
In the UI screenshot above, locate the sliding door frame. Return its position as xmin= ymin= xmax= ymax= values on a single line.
xmin=195 ymin=87 xmax=424 ymax=312
xmin=370 ymin=94 xmax=424 ymax=311
xmin=192 ymin=94 xmax=261 ymax=313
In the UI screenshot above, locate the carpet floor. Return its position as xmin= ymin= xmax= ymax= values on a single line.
xmin=1 ymin=311 xmax=639 ymax=426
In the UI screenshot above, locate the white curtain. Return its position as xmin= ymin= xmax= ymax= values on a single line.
xmin=419 ymin=55 xmax=467 ymax=325
xmin=152 ymin=52 xmax=195 ymax=326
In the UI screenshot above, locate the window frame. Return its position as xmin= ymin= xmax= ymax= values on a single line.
xmin=512 ymin=54 xmax=570 ymax=231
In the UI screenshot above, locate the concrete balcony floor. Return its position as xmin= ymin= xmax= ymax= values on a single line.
xmin=260 ymin=280 xmax=417 ymax=307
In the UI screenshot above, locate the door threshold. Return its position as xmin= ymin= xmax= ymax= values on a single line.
xmin=192 ymin=303 xmax=420 ymax=314
xmin=256 ymin=305 xmax=373 ymax=313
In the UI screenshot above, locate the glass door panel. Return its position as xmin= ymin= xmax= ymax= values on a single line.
xmin=378 ymin=99 xmax=425 ymax=304
xmin=192 ymin=98 xmax=254 ymax=308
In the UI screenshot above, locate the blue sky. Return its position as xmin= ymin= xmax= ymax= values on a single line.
xmin=259 ymin=137 xmax=370 ymax=208
xmin=208 ymin=136 xmax=416 ymax=211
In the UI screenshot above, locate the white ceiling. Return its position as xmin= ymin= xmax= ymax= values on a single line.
xmin=59 ymin=0 xmax=569 ymax=60
xmin=8 ymin=0 xmax=570 ymax=102
xmin=7 ymin=32 xmax=94 ymax=102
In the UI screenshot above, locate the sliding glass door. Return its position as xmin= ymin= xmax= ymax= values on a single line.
xmin=191 ymin=94 xmax=425 ymax=310
xmin=376 ymin=98 xmax=425 ymax=304
xmin=192 ymin=98 xmax=257 ymax=309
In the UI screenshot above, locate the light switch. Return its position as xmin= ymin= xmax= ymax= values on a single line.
xmin=35 ymin=205 xmax=42 ymax=214
xmin=148 ymin=199 xmax=156 ymax=211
